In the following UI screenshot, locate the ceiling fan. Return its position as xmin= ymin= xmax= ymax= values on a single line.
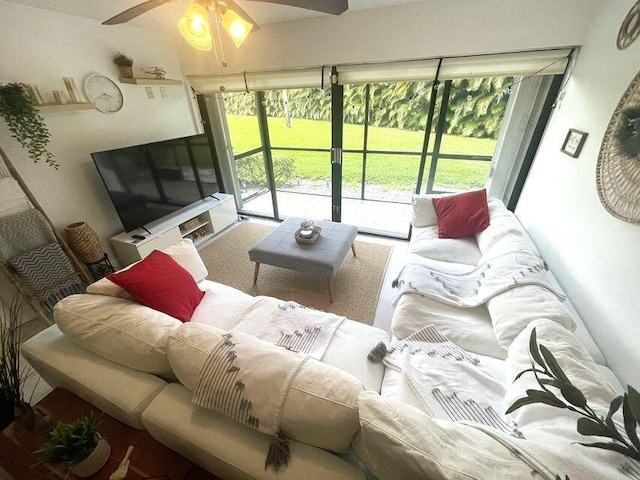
xmin=102 ymin=0 xmax=348 ymax=49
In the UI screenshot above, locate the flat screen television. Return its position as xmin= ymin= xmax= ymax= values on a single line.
xmin=92 ymin=134 xmax=223 ymax=232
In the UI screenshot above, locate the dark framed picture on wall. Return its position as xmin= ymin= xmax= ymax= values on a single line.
xmin=561 ymin=129 xmax=588 ymax=158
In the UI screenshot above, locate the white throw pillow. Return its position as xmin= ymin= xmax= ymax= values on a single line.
xmin=54 ymin=294 xmax=181 ymax=377
xmin=87 ymin=238 xmax=208 ymax=298
xmin=167 ymin=322 xmax=364 ymax=453
xmin=353 ymin=391 xmax=540 ymax=480
xmin=411 ymin=194 xmax=445 ymax=227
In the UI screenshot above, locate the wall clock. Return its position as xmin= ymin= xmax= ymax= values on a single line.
xmin=84 ymin=74 xmax=124 ymax=113
xmin=617 ymin=1 xmax=640 ymax=50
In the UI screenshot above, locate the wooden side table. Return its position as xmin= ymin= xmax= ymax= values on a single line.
xmin=1 ymin=389 xmax=220 ymax=480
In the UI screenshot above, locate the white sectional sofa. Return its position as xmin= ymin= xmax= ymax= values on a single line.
xmin=350 ymin=194 xmax=629 ymax=479
xmin=22 ymin=203 xmax=633 ymax=480
xmin=22 ymin=240 xmax=388 ymax=480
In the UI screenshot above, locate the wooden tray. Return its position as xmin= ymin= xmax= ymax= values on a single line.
xmin=295 ymin=226 xmax=321 ymax=244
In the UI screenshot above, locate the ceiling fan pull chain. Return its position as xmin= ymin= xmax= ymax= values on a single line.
xmin=213 ymin=16 xmax=228 ymax=68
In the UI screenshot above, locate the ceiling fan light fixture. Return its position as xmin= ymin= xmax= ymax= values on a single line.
xmin=216 ymin=7 xmax=253 ymax=48
xmin=178 ymin=2 xmax=213 ymax=51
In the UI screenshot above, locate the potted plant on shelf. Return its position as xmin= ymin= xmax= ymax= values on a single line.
xmin=0 ymin=83 xmax=57 ymax=168
xmin=36 ymin=413 xmax=111 ymax=478
xmin=113 ymin=52 xmax=134 ymax=78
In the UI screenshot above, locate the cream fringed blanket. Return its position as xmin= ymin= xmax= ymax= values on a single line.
xmin=392 ymin=251 xmax=565 ymax=308
xmin=192 ymin=331 xmax=308 ymax=471
xmin=381 ymin=325 xmax=523 ymax=438
xmin=230 ymin=296 xmax=345 ymax=360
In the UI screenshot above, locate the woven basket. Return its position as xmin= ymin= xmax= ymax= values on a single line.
xmin=65 ymin=222 xmax=104 ymax=264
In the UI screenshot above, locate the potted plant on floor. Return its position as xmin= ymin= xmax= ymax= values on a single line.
xmin=0 ymin=295 xmax=33 ymax=430
xmin=36 ymin=413 xmax=111 ymax=478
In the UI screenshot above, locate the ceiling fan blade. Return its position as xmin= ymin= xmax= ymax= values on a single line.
xmin=246 ymin=0 xmax=348 ymax=15
xmin=102 ymin=0 xmax=178 ymax=25
xmin=221 ymin=0 xmax=261 ymax=30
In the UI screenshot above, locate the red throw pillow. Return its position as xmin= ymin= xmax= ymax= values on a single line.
xmin=107 ymin=250 xmax=204 ymax=322
xmin=432 ymin=189 xmax=490 ymax=239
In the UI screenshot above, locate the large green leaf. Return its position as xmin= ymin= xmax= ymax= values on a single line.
xmin=525 ymin=389 xmax=566 ymax=408
xmin=560 ymin=384 xmax=587 ymax=408
xmin=540 ymin=378 xmax=564 ymax=389
xmin=505 ymin=396 xmax=541 ymax=415
xmin=606 ymin=395 xmax=624 ymax=430
xmin=512 ymin=367 xmax=546 ymax=382
xmin=539 ymin=345 xmax=571 ymax=384
xmin=579 ymin=442 xmax=640 ymax=461
xmin=627 ymin=386 xmax=640 ymax=427
xmin=528 ymin=328 xmax=546 ymax=369
xmin=623 ymin=395 xmax=640 ymax=451
xmin=576 ymin=417 xmax=619 ymax=440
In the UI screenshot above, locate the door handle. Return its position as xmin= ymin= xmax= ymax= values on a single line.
xmin=331 ymin=148 xmax=342 ymax=165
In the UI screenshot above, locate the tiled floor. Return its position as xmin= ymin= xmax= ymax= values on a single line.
xmin=243 ymin=190 xmax=413 ymax=237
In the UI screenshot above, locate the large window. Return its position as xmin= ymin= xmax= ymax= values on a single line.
xmin=197 ymin=50 xmax=570 ymax=238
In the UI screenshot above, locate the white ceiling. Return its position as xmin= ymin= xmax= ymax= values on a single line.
xmin=5 ymin=0 xmax=423 ymax=27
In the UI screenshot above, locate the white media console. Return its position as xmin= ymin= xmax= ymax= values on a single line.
xmin=111 ymin=193 xmax=237 ymax=266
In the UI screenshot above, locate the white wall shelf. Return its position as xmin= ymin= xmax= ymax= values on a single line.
xmin=37 ymin=103 xmax=96 ymax=113
xmin=119 ymin=77 xmax=183 ymax=86
xmin=111 ymin=193 xmax=237 ymax=266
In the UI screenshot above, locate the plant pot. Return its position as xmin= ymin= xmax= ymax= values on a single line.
xmin=118 ymin=65 xmax=134 ymax=78
xmin=70 ymin=436 xmax=111 ymax=478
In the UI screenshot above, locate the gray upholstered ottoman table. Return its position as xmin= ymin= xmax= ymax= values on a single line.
xmin=248 ymin=217 xmax=358 ymax=303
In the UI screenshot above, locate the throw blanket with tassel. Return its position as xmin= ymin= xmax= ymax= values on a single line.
xmin=374 ymin=325 xmax=523 ymax=438
xmin=9 ymin=243 xmax=85 ymax=311
xmin=0 ymin=208 xmax=56 ymax=259
xmin=193 ymin=331 xmax=308 ymax=471
xmin=231 ymin=296 xmax=345 ymax=360
xmin=392 ymin=251 xmax=565 ymax=308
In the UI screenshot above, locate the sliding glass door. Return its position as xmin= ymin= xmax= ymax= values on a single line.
xmin=199 ymin=50 xmax=570 ymax=238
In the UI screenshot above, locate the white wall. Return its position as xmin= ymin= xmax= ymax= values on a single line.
xmin=516 ymin=0 xmax=640 ymax=388
xmin=0 ymin=0 xmax=199 ymax=270
xmin=177 ymin=0 xmax=596 ymax=75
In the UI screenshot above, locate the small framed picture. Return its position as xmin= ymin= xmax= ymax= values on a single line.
xmin=561 ymin=129 xmax=588 ymax=158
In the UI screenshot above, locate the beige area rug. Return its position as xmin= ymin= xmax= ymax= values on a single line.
xmin=199 ymin=221 xmax=392 ymax=325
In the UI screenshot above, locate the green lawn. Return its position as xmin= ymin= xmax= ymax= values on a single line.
xmin=227 ymin=115 xmax=495 ymax=191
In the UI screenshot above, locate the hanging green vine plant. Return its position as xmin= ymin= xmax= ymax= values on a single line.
xmin=0 ymin=83 xmax=57 ymax=168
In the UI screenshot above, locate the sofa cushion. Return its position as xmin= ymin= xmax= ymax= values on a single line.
xmin=409 ymin=227 xmax=482 ymax=266
xmin=54 ymin=294 xmax=181 ymax=377
xmin=475 ymin=198 xmax=539 ymax=257
xmin=352 ymin=391 xmax=540 ymax=480
xmin=502 ymin=319 xmax=628 ymax=479
xmin=433 ymin=189 xmax=490 ymax=239
xmin=142 ymin=384 xmax=365 ymax=480
xmin=486 ymin=284 xmax=576 ymax=350
xmin=167 ymin=322 xmax=364 ymax=453
xmin=87 ymin=238 xmax=208 ymax=299
xmin=108 ymin=250 xmax=204 ymax=322
xmin=21 ymin=325 xmax=167 ymax=430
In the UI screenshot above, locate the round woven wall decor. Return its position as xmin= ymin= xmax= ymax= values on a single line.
xmin=596 ymin=70 xmax=640 ymax=223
